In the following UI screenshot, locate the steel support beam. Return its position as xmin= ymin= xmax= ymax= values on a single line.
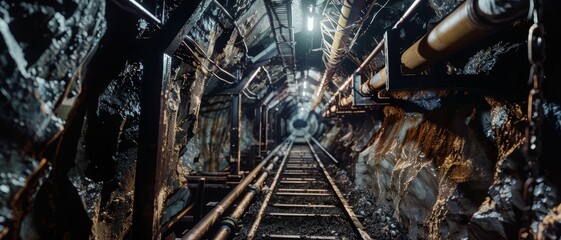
xmin=255 ymin=106 xmax=262 ymax=157
xmin=133 ymin=52 xmax=173 ymax=239
xmin=311 ymin=0 xmax=367 ymax=109
xmin=360 ymin=0 xmax=529 ymax=94
xmin=230 ymin=93 xmax=241 ymax=175
xmin=130 ymin=0 xmax=207 ymax=238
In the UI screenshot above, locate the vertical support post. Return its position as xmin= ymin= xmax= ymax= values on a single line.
xmin=133 ymin=52 xmax=172 ymax=239
xmin=264 ymin=107 xmax=269 ymax=152
xmin=259 ymin=105 xmax=267 ymax=156
xmin=196 ymin=178 xmax=206 ymax=221
xmin=230 ymin=69 xmax=242 ymax=175
xmin=255 ymin=106 xmax=262 ymax=158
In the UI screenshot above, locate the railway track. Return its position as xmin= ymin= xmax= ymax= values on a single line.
xmin=244 ymin=137 xmax=372 ymax=240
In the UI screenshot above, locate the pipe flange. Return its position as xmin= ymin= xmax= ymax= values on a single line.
xmin=247 ymin=184 xmax=260 ymax=194
xmin=219 ymin=216 xmax=239 ymax=232
xmin=466 ymin=0 xmax=495 ymax=29
xmin=261 ymin=167 xmax=271 ymax=175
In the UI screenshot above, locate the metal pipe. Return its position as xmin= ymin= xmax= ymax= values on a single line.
xmin=361 ymin=0 xmax=529 ymax=93
xmin=110 ymin=0 xmax=162 ymax=26
xmin=323 ymin=0 xmax=422 ymax=111
xmin=287 ymin=0 xmax=296 ymax=74
xmin=246 ymin=141 xmax=293 ymax=239
xmin=213 ymin=141 xmax=294 ymax=240
xmin=181 ymin=141 xmax=288 ymax=240
xmin=311 ymin=0 xmax=368 ymax=109
xmin=109 ymin=0 xmax=239 ymax=83
xmin=242 ymin=67 xmax=262 ymax=99
xmin=402 ymin=0 xmax=528 ymax=71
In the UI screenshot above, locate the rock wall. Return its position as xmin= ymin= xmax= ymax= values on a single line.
xmin=0 ymin=0 xmax=106 ymax=238
xmin=321 ymin=1 xmax=561 ymax=239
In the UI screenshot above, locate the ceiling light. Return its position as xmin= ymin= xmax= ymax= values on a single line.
xmin=307 ymin=16 xmax=314 ymax=32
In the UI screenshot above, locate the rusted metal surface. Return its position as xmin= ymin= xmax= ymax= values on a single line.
xmin=132 ymin=52 xmax=173 ymax=238
xmin=266 ymin=234 xmax=337 ymax=239
xmin=230 ymin=75 xmax=242 ymax=174
xmin=160 ymin=203 xmax=195 ymax=235
xmin=246 ymin=140 xmax=293 ymax=239
xmin=359 ymin=0 xmax=530 ymax=94
xmin=311 ymin=0 xmax=368 ymax=109
xmin=306 ymin=138 xmax=372 ymax=240
xmin=212 ymin=140 xmax=295 ymax=240
xmin=181 ymin=141 xmax=289 ymax=240
xmin=245 ymin=140 xmax=372 ymax=239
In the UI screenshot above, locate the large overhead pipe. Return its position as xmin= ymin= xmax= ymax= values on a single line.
xmin=324 ymin=0 xmax=423 ymax=109
xmin=181 ymin=141 xmax=289 ymax=240
xmin=359 ymin=0 xmax=529 ymax=96
xmin=310 ymin=0 xmax=368 ymax=109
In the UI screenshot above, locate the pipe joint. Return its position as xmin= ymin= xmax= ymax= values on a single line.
xmin=219 ymin=217 xmax=239 ymax=232
xmin=261 ymin=167 xmax=271 ymax=175
xmin=466 ymin=0 xmax=495 ymax=29
xmin=247 ymin=184 xmax=260 ymax=195
xmin=471 ymin=0 xmax=529 ymax=26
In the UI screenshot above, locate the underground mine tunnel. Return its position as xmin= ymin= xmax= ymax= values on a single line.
xmin=2 ymin=0 xmax=561 ymax=239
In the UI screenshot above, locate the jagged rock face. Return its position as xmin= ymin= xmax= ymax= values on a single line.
xmin=0 ymin=1 xmax=106 ymax=148
xmin=0 ymin=0 xmax=106 ymax=237
xmin=348 ymin=106 xmax=496 ymax=239
xmin=321 ymin=0 xmax=561 ymax=239
xmin=82 ymin=61 xmax=142 ymax=239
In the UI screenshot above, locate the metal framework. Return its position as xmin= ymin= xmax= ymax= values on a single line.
xmin=310 ymin=0 xmax=373 ymax=108
xmin=264 ymin=0 xmax=296 ymax=85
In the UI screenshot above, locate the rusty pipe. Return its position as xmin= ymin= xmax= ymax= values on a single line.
xmin=213 ymin=141 xmax=294 ymax=240
xmin=402 ymin=0 xmax=528 ymax=72
xmin=323 ymin=0 xmax=422 ymax=111
xmin=361 ymin=0 xmax=529 ymax=94
xmin=311 ymin=0 xmax=368 ymax=109
xmin=181 ymin=140 xmax=289 ymax=240
xmin=212 ymin=159 xmax=275 ymax=240
xmin=246 ymin=140 xmax=293 ymax=239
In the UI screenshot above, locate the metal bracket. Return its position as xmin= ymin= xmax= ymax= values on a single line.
xmin=352 ymin=73 xmax=389 ymax=107
xmin=384 ymin=28 xmax=492 ymax=92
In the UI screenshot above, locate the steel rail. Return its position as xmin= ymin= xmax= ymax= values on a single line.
xmin=246 ymin=140 xmax=293 ymax=240
xmin=309 ymin=136 xmax=339 ymax=164
xmin=181 ymin=140 xmax=290 ymax=240
xmin=212 ymin=140 xmax=295 ymax=240
xmin=306 ymin=138 xmax=372 ymax=240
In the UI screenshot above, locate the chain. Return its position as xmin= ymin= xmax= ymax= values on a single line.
xmin=520 ymin=0 xmax=546 ymax=239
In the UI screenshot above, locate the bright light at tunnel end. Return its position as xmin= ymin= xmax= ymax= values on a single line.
xmin=307 ymin=16 xmax=314 ymax=31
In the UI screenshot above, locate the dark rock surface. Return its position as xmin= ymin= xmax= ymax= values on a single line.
xmin=0 ymin=0 xmax=106 ymax=237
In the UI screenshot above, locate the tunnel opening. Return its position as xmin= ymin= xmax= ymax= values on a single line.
xmin=1 ymin=0 xmax=561 ymax=239
xmin=292 ymin=119 xmax=308 ymax=129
